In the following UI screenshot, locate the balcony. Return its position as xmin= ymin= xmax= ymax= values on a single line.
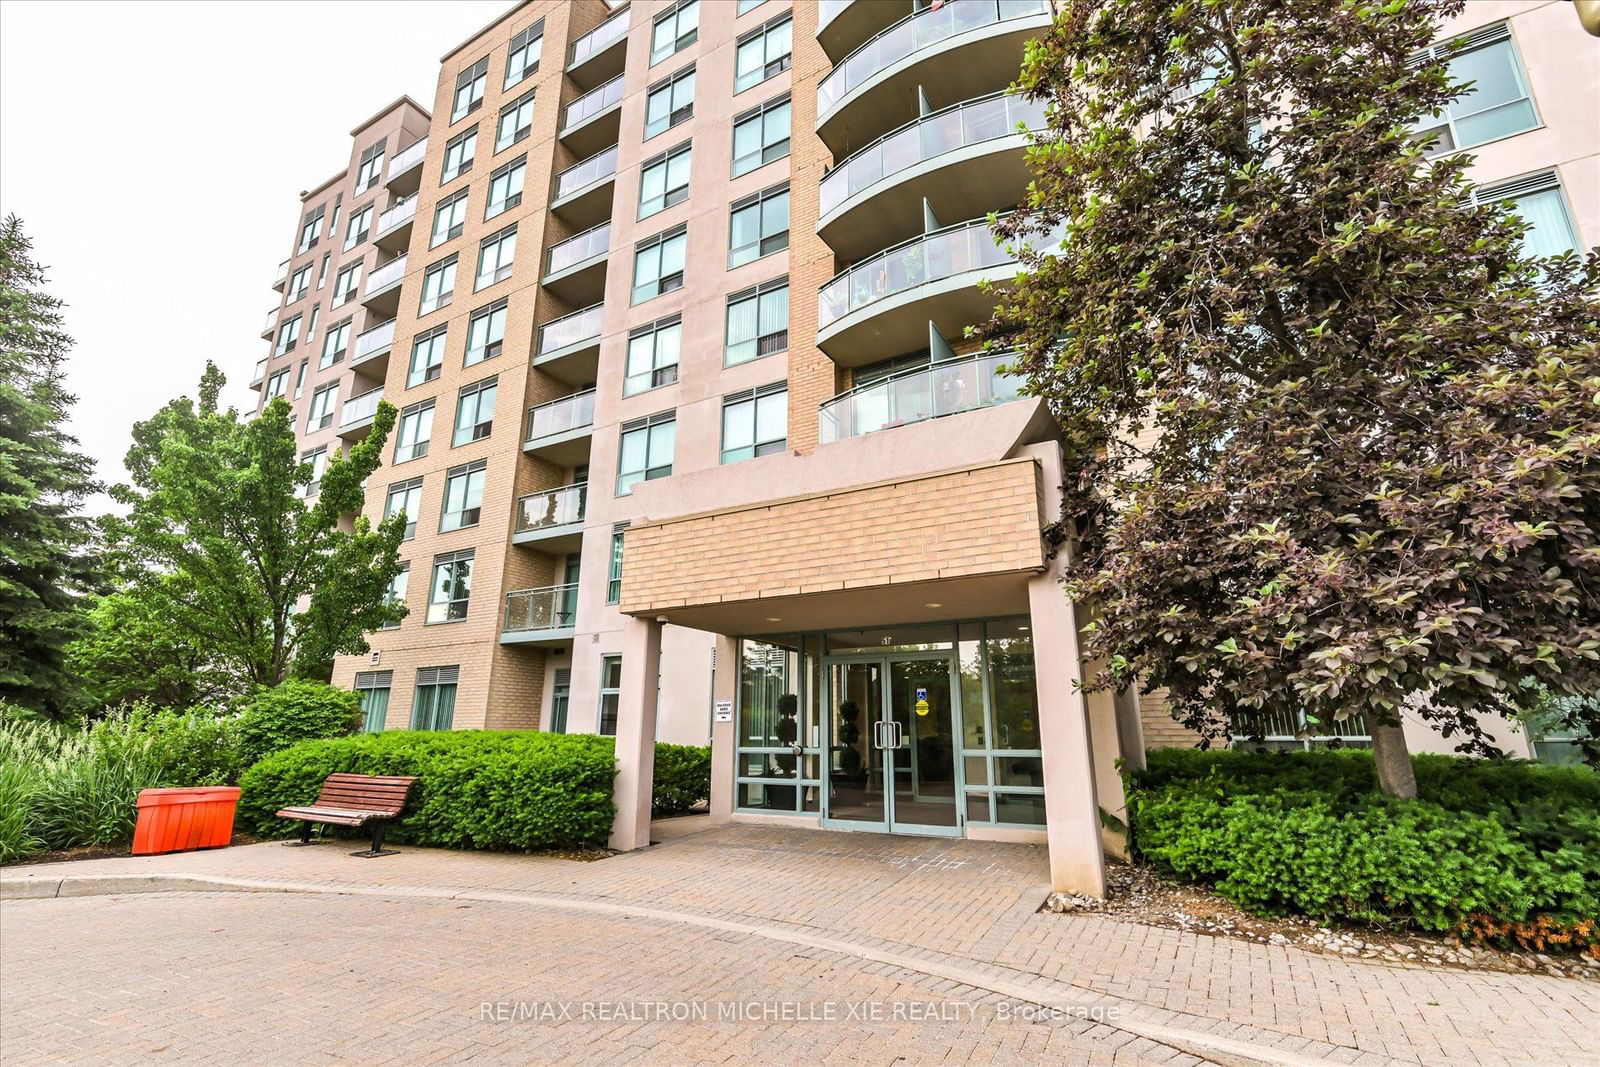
xmin=523 ymin=389 xmax=596 ymax=465
xmin=512 ymin=482 xmax=587 ymax=552
xmin=361 ymin=254 xmax=406 ymax=318
xmin=816 ymin=215 xmax=1058 ymax=365
xmin=816 ymin=0 xmax=906 ymax=63
xmin=373 ymin=195 xmax=417 ymax=254
xmin=351 ymin=318 xmax=395 ymax=377
xmin=386 ymin=137 xmax=427 ymax=197
xmin=818 ymin=350 xmax=1025 ymax=444
xmin=566 ymin=5 xmax=629 ymax=88
xmin=818 ymin=91 xmax=1044 ymax=260
xmin=250 ymin=356 xmax=268 ymax=389
xmin=533 ymin=303 xmax=603 ymax=385
xmin=500 ymin=583 xmax=579 ymax=645
xmin=815 ymin=0 xmax=1051 ymax=155
xmin=550 ymin=145 xmax=618 ymax=229
xmin=560 ymin=75 xmax=623 ymax=157
xmin=338 ymin=387 xmax=382 ymax=438
xmin=261 ymin=306 xmax=279 ymax=339
xmin=541 ymin=221 xmax=609 ymax=305
xmin=271 ymin=258 xmax=290 ymax=292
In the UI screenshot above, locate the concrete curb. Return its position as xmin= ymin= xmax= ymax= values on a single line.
xmin=2 ymin=870 xmax=1350 ymax=1066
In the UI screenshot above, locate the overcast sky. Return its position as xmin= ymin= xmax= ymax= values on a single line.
xmin=0 ymin=0 xmax=507 ymax=512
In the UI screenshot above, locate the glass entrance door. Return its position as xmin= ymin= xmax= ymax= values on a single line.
xmin=827 ymin=660 xmax=887 ymax=827
xmin=886 ymin=657 xmax=960 ymax=831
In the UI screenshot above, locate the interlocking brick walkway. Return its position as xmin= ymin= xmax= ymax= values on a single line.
xmin=3 ymin=820 xmax=1596 ymax=1066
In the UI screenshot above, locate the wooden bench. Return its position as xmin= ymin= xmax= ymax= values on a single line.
xmin=276 ymin=773 xmax=417 ymax=858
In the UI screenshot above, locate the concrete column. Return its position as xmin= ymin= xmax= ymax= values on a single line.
xmin=709 ymin=634 xmax=739 ymax=823
xmin=609 ymin=615 xmax=663 ymax=852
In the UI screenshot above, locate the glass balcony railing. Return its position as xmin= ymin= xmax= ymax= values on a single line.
xmin=526 ymin=389 xmax=596 ymax=442
xmin=562 ymin=74 xmax=624 ymax=133
xmin=818 ymin=350 xmax=1024 ymax=444
xmin=366 ymin=255 xmax=406 ymax=294
xmin=818 ymin=216 xmax=1022 ymax=329
xmin=264 ymin=307 xmax=279 ymax=334
xmin=376 ymin=194 xmax=417 ymax=236
xmin=340 ymin=387 xmax=382 ymax=428
xmin=545 ymin=222 xmax=610 ymax=276
xmin=252 ymin=357 xmax=268 ymax=385
xmin=820 ymin=91 xmax=1045 ymax=217
xmin=537 ymin=303 xmax=604 ymax=355
xmin=273 ymin=259 xmax=290 ymax=286
xmin=504 ymin=583 xmax=580 ymax=632
xmin=389 ymin=137 xmax=427 ymax=176
xmin=568 ymin=6 xmax=629 ymax=67
xmin=817 ymin=0 xmax=1049 ymax=117
xmin=516 ymin=482 xmax=587 ymax=534
xmin=554 ymin=145 xmax=618 ymax=201
xmin=354 ymin=319 xmax=395 ymax=361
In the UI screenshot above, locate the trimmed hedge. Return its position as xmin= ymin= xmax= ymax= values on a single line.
xmin=235 ymin=681 xmax=362 ymax=770
xmin=652 ymin=743 xmax=711 ymax=815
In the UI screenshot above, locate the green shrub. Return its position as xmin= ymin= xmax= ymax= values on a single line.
xmin=238 ymin=731 xmax=617 ymax=851
xmin=235 ymin=681 xmax=361 ymax=770
xmin=107 ymin=706 xmax=243 ymax=787
xmin=652 ymin=743 xmax=711 ymax=815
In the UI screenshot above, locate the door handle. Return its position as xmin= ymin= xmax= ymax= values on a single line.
xmin=892 ymin=721 xmax=905 ymax=748
xmin=872 ymin=720 xmax=887 ymax=750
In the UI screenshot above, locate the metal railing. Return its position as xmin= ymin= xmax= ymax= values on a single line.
xmin=545 ymin=221 xmax=610 ymax=276
xmin=817 ymin=350 xmax=1024 ymax=443
xmin=568 ymin=5 xmax=629 ymax=67
xmin=537 ymin=303 xmax=604 ymax=355
xmin=554 ymin=145 xmax=618 ymax=201
xmin=354 ymin=319 xmax=395 ymax=361
xmin=376 ymin=195 xmax=417 ymax=236
xmin=818 ymin=0 xmax=1049 ymax=117
xmin=340 ymin=387 xmax=382 ymax=427
xmin=503 ymin=583 xmax=580 ymax=632
xmin=562 ymin=74 xmax=624 ymax=133
xmin=526 ymin=389 xmax=596 ymax=442
xmin=820 ymin=91 xmax=1045 ymax=217
xmin=366 ymin=255 xmax=406 ymax=294
xmin=818 ymin=216 xmax=1018 ymax=329
xmin=515 ymin=482 xmax=587 ymax=534
xmin=389 ymin=137 xmax=427 ymax=176
xmin=1229 ymin=708 xmax=1372 ymax=750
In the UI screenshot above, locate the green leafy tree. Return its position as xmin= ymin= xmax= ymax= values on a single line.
xmin=0 ymin=216 xmax=105 ymax=718
xmin=989 ymin=0 xmax=1600 ymax=795
xmin=65 ymin=592 xmax=236 ymax=713
xmin=110 ymin=364 xmax=407 ymax=688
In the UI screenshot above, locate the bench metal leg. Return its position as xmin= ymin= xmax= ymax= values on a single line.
xmin=284 ymin=821 xmax=316 ymax=847
xmin=350 ymin=820 xmax=399 ymax=858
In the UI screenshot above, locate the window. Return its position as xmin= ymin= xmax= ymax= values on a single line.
xmin=725 ymin=279 xmax=788 ymax=365
xmin=1474 ymin=170 xmax=1580 ymax=260
xmin=735 ymin=14 xmax=791 ymax=93
xmin=344 ymin=203 xmax=373 ymax=250
xmin=354 ymin=671 xmax=392 ymax=732
xmin=465 ymin=299 xmax=507 ymax=365
xmin=644 ymin=66 xmax=695 ymax=139
xmin=731 ymin=94 xmax=790 ymax=176
xmin=264 ymin=368 xmax=289 ymax=399
xmin=638 ymin=142 xmax=691 ymax=219
xmin=380 ymin=565 xmax=408 ymax=629
xmin=286 ymin=263 xmax=311 ymax=301
xmin=651 ymin=0 xmax=698 ymax=64
xmin=721 ymin=383 xmax=787 ymax=463
xmin=306 ymin=305 xmax=319 ymax=342
xmin=616 ymin=412 xmax=675 ymax=495
xmin=598 ymin=655 xmax=622 ymax=735
xmin=737 ymin=0 xmax=766 ymax=13
xmin=631 ymin=225 xmax=687 ymax=304
xmin=300 ymin=447 xmax=327 ymax=498
xmin=333 ymin=261 xmax=362 ymax=307
xmin=317 ymin=253 xmax=331 ymax=290
xmin=505 ymin=20 xmax=543 ymax=89
xmin=412 ymin=666 xmax=459 ymax=728
xmin=476 ymin=226 xmax=517 ymax=290
xmin=307 ymin=383 xmax=338 ymax=432
xmin=548 ymin=668 xmax=571 ymax=733
xmin=728 ymin=183 xmax=788 ymax=267
xmin=486 ymin=157 xmax=526 ymax=219
xmin=431 ymin=190 xmax=469 ymax=247
xmin=607 ymin=523 xmax=627 ymax=604
xmin=442 ymin=126 xmax=477 ymax=183
xmin=275 ymin=314 xmax=301 ymax=356
xmin=320 ymin=318 xmax=352 ymax=368
xmin=329 ymin=194 xmax=342 ymax=236
xmin=355 ymin=142 xmax=385 ymax=192
xmin=293 ymin=360 xmax=307 ymax=399
xmin=496 ymin=91 xmax=536 ymax=152
xmin=394 ymin=399 xmax=434 ymax=462
xmin=1415 ymin=23 xmax=1537 ymax=156
xmin=297 ymin=206 xmax=324 ymax=253
xmin=452 ymin=378 xmax=498 ymax=446
xmin=624 ymin=316 xmax=681 ymax=395
xmin=419 ymin=255 xmax=457 ymax=315
xmin=407 ymin=326 xmax=448 ymax=387
xmin=384 ymin=477 xmax=424 ymax=539
xmin=440 ymin=460 xmax=487 ymax=531
xmin=451 ymin=57 xmax=488 ymax=123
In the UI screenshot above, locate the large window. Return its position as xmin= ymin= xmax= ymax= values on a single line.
xmin=440 ymin=461 xmax=487 ymax=531
xmin=597 ymin=656 xmax=622 ymax=735
xmin=306 ymin=306 xmax=319 ymax=344
xmin=286 ymin=263 xmax=311 ymax=301
xmin=419 ymin=255 xmax=457 ymax=315
xmin=264 ymin=368 xmax=289 ymax=400
xmin=306 ymin=382 xmax=337 ymax=432
xmin=332 ymin=261 xmax=362 ymax=307
xmin=638 ymin=142 xmax=691 ymax=219
xmin=354 ymin=142 xmax=385 ymax=192
xmin=381 ymin=564 xmax=409 ymax=629
xmin=734 ymin=637 xmax=821 ymax=815
xmin=394 ymin=399 xmax=434 ymax=463
xmin=426 ymin=551 xmax=474 ymax=625
xmin=958 ymin=618 xmax=1046 ymax=826
xmin=452 ymin=378 xmax=498 ymax=446
xmin=297 ymin=206 xmax=324 ymax=253
xmin=721 ymin=383 xmax=787 ymax=463
xmin=275 ymin=314 xmax=301 ymax=356
xmin=624 ymin=316 xmax=681 ymax=396
xmin=1230 ymin=708 xmax=1371 ymax=752
xmin=384 ymin=477 xmax=423 ymax=539
xmin=411 ymin=666 xmax=458 ymax=729
xmin=432 ymin=190 xmax=469 ymax=247
xmin=548 ymin=668 xmax=571 ymax=733
xmin=651 ymin=0 xmax=698 ymax=64
xmin=1415 ymin=23 xmax=1538 ymax=156
xmin=725 ymin=279 xmax=787 ymax=365
xmin=476 ymin=225 xmax=517 ymax=290
xmin=644 ymin=66 xmax=695 ymax=139
xmin=407 ymin=325 xmax=447 ymax=387
xmin=344 ymin=203 xmax=373 ymax=250
xmin=731 ymin=94 xmax=789 ymax=177
xmin=616 ymin=412 xmax=675 ymax=495
xmin=442 ymin=126 xmax=477 ymax=184
xmin=320 ymin=318 xmax=351 ymax=369
xmin=734 ymin=14 xmax=791 ymax=93
xmin=496 ymin=90 xmax=536 ymax=152
xmin=728 ymin=184 xmax=788 ymax=267
xmin=451 ymin=57 xmax=488 ymax=123
xmin=1474 ymin=170 xmax=1581 ymax=260
xmin=486 ymin=157 xmax=526 ymax=219
xmin=465 ymin=299 xmax=507 ymax=365
xmin=607 ymin=523 xmax=627 ymax=604
xmin=631 ymin=225 xmax=687 ymax=304
xmin=354 ymin=671 xmax=392 ymax=732
xmin=300 ymin=447 xmax=328 ymax=498
xmin=505 ymin=19 xmax=544 ymax=89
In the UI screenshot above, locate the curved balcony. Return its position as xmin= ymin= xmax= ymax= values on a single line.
xmin=818 ymin=350 xmax=1024 ymax=444
xmin=816 ymin=0 xmax=904 ymax=64
xmin=501 ymin=582 xmax=579 ymax=645
xmin=534 ymin=303 xmax=603 ymax=385
xmin=815 ymin=0 xmax=1050 ymax=155
xmin=512 ymin=482 xmax=587 ymax=552
xmin=818 ymin=90 xmax=1044 ymax=261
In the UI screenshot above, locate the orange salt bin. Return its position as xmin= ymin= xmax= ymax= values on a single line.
xmin=131 ymin=786 xmax=242 ymax=856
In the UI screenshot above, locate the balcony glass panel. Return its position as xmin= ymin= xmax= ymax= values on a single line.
xmin=817 ymin=0 xmax=852 ymax=32
xmin=340 ymin=387 xmax=383 ymax=427
xmin=504 ymin=583 xmax=580 ymax=631
xmin=274 ymin=259 xmax=290 ymax=285
xmin=817 ymin=350 xmax=1024 ymax=443
xmin=569 ymin=7 xmax=629 ymax=67
xmin=538 ymin=304 xmax=604 ymax=355
xmin=545 ymin=222 xmax=610 ymax=276
xmin=554 ymin=145 xmax=619 ymax=200
xmin=263 ymin=307 xmax=279 ymax=333
xmin=252 ymin=357 xmax=268 ymax=385
xmin=389 ymin=138 xmax=427 ymax=175
xmin=377 ymin=195 xmax=417 ymax=235
xmin=516 ymin=482 xmax=587 ymax=533
xmin=562 ymin=75 xmax=624 ymax=132
xmin=526 ymin=389 xmax=596 ymax=441
xmin=354 ymin=319 xmax=395 ymax=360
xmin=367 ymin=255 xmax=407 ymax=293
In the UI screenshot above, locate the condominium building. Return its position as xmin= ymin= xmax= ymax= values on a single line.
xmin=248 ymin=0 xmax=1598 ymax=892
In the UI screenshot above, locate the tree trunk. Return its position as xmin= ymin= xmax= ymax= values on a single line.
xmin=1370 ymin=716 xmax=1417 ymax=799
